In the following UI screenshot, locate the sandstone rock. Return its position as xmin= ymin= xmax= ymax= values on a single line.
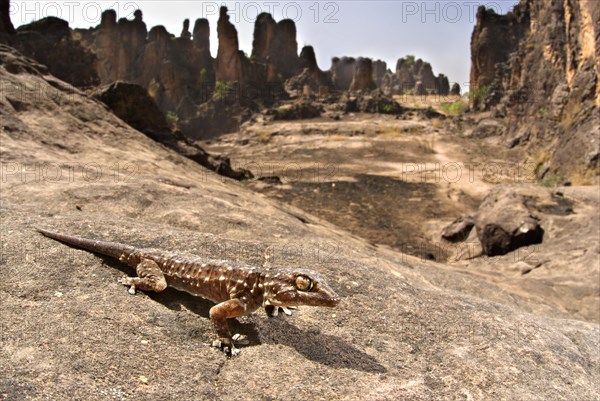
xmin=180 ymin=18 xmax=191 ymax=39
xmin=450 ymin=82 xmax=461 ymax=96
xmin=441 ymin=214 xmax=475 ymax=242
xmin=475 ymin=186 xmax=544 ymax=256
xmin=469 ymin=3 xmax=530 ymax=100
xmin=216 ymin=6 xmax=246 ymax=83
xmin=416 ymin=61 xmax=436 ymax=91
xmin=349 ymin=57 xmax=376 ymax=92
xmin=436 ymin=74 xmax=450 ymax=96
xmin=270 ymin=101 xmax=322 ymax=120
xmin=415 ymin=81 xmax=426 ymax=96
xmin=372 ymin=60 xmax=387 ymax=87
xmin=93 ymin=81 xmax=174 ymax=144
xmin=285 ymin=45 xmax=330 ymax=92
xmin=94 ymin=81 xmax=252 ymax=180
xmin=251 ymin=13 xmax=299 ymax=82
xmin=470 ymin=0 xmax=599 ymax=179
xmin=13 ymin=17 xmax=99 ymax=87
xmin=0 ymin=0 xmax=15 ymax=42
xmin=395 ymin=58 xmax=415 ymax=92
xmin=331 ymin=57 xmax=355 ymax=91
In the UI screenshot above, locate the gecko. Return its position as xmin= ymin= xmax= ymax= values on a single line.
xmin=38 ymin=229 xmax=341 ymax=355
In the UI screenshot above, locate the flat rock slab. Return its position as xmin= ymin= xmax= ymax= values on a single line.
xmin=1 ymin=45 xmax=599 ymax=400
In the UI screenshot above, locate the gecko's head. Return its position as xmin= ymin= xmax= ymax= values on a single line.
xmin=262 ymin=268 xmax=341 ymax=308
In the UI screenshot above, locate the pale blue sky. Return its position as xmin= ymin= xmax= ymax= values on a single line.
xmin=10 ymin=1 xmax=520 ymax=89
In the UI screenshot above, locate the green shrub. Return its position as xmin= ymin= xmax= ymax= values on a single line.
xmin=469 ymin=85 xmax=489 ymax=110
xmin=166 ymin=111 xmax=179 ymax=129
xmin=440 ymin=101 xmax=468 ymax=116
xmin=382 ymin=104 xmax=394 ymax=114
xmin=213 ymin=81 xmax=231 ymax=100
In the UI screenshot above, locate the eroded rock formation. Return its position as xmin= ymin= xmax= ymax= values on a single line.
xmin=11 ymin=17 xmax=99 ymax=87
xmin=470 ymin=0 xmax=599 ymax=179
xmin=251 ymin=13 xmax=299 ymax=82
xmin=331 ymin=57 xmax=356 ymax=91
xmin=383 ymin=56 xmax=452 ymax=96
xmin=0 ymin=0 xmax=15 ymax=42
xmin=372 ymin=60 xmax=387 ymax=87
xmin=349 ymin=57 xmax=376 ymax=92
xmin=215 ymin=6 xmax=246 ymax=83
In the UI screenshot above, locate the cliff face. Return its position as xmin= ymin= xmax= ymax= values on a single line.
xmin=215 ymin=6 xmax=246 ymax=83
xmin=0 ymin=0 xmax=14 ymax=40
xmin=7 ymin=17 xmax=99 ymax=87
xmin=252 ymin=13 xmax=299 ymax=82
xmin=469 ymin=3 xmax=530 ymax=92
xmin=470 ymin=0 xmax=599 ymax=179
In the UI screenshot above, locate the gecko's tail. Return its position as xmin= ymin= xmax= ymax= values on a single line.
xmin=37 ymin=228 xmax=134 ymax=260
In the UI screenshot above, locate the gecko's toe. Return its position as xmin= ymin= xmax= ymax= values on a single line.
xmin=232 ymin=333 xmax=249 ymax=345
xmin=212 ymin=338 xmax=241 ymax=356
xmin=281 ymin=306 xmax=296 ymax=316
xmin=118 ymin=277 xmax=136 ymax=295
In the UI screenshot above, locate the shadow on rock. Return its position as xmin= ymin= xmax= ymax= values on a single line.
xmin=260 ymin=318 xmax=387 ymax=373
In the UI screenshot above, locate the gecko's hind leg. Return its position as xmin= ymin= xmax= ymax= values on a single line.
xmin=118 ymin=259 xmax=167 ymax=295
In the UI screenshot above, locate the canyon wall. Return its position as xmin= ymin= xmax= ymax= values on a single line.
xmin=471 ymin=0 xmax=599 ymax=179
xmin=1 ymin=1 xmax=457 ymax=139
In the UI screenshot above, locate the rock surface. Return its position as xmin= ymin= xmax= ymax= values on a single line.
xmin=215 ymin=6 xmax=247 ymax=83
xmin=1 ymin=44 xmax=599 ymax=401
xmin=349 ymin=57 xmax=377 ymax=92
xmin=93 ymin=82 xmax=253 ymax=181
xmin=470 ymin=0 xmax=599 ymax=179
xmin=475 ymin=186 xmax=544 ymax=256
xmin=11 ymin=17 xmax=99 ymax=87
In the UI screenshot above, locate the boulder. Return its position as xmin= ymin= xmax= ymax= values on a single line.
xmin=475 ymin=186 xmax=544 ymax=256
xmin=94 ymin=81 xmax=252 ymax=181
xmin=441 ymin=214 xmax=475 ymax=242
xmin=93 ymin=81 xmax=174 ymax=144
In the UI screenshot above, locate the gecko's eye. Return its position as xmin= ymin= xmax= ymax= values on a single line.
xmin=295 ymin=275 xmax=313 ymax=292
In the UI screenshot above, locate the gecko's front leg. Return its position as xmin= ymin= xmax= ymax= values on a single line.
xmin=209 ymin=298 xmax=249 ymax=356
xmin=265 ymin=305 xmax=297 ymax=317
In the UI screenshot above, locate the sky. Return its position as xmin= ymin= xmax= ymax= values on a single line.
xmin=9 ymin=1 xmax=521 ymax=89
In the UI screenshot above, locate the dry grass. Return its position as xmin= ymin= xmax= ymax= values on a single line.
xmin=323 ymin=134 xmax=347 ymax=142
xmin=417 ymin=138 xmax=436 ymax=154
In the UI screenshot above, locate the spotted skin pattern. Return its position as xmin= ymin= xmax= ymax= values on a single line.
xmin=38 ymin=229 xmax=341 ymax=354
